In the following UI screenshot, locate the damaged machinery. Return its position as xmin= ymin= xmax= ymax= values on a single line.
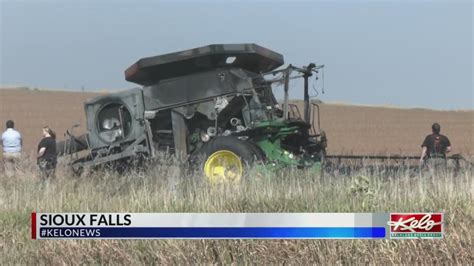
xmin=59 ymin=44 xmax=327 ymax=182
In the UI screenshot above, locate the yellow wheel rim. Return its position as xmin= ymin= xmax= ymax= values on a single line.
xmin=204 ymin=150 xmax=243 ymax=183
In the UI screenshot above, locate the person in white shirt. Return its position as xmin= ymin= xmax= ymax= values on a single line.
xmin=1 ymin=120 xmax=22 ymax=177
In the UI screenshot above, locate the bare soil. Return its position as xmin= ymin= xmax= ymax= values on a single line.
xmin=0 ymin=89 xmax=99 ymax=157
xmin=1 ymin=89 xmax=472 ymax=159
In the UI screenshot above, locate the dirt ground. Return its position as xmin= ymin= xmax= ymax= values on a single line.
xmin=1 ymin=88 xmax=473 ymax=159
xmin=308 ymin=103 xmax=473 ymax=158
xmin=0 ymin=88 xmax=99 ymax=158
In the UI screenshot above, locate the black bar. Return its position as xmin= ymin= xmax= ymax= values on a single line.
xmin=303 ymin=75 xmax=310 ymax=123
xmin=325 ymin=155 xmax=465 ymax=161
xmin=325 ymin=155 xmax=420 ymax=160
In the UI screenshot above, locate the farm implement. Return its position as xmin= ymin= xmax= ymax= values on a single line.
xmin=324 ymin=154 xmax=473 ymax=177
xmin=57 ymin=44 xmax=472 ymax=180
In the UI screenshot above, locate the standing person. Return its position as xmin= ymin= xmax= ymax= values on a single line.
xmin=420 ymin=123 xmax=452 ymax=172
xmin=37 ymin=126 xmax=57 ymax=180
xmin=1 ymin=120 xmax=22 ymax=177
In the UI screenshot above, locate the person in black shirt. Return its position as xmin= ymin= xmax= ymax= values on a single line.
xmin=420 ymin=123 xmax=451 ymax=168
xmin=37 ymin=126 xmax=57 ymax=180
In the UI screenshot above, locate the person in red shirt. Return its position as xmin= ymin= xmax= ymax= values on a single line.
xmin=420 ymin=123 xmax=452 ymax=170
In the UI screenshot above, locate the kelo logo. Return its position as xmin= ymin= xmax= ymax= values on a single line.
xmin=388 ymin=213 xmax=443 ymax=239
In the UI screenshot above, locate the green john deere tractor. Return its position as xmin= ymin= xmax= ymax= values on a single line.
xmin=58 ymin=44 xmax=327 ymax=182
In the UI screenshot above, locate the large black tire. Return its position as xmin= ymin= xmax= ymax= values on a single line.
xmin=192 ymin=136 xmax=263 ymax=182
xmin=246 ymin=140 xmax=266 ymax=162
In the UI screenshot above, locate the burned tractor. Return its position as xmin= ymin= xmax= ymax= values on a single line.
xmin=60 ymin=44 xmax=327 ymax=182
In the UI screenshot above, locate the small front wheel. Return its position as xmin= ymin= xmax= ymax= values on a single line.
xmin=204 ymin=150 xmax=244 ymax=183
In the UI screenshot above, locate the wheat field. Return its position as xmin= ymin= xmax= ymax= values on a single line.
xmin=0 ymin=154 xmax=472 ymax=264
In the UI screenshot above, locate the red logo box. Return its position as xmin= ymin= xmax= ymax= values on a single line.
xmin=388 ymin=213 xmax=443 ymax=239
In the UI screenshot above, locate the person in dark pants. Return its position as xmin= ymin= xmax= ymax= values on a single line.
xmin=37 ymin=126 xmax=57 ymax=180
xmin=420 ymin=123 xmax=452 ymax=173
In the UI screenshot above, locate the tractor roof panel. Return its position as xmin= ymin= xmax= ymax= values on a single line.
xmin=125 ymin=43 xmax=284 ymax=86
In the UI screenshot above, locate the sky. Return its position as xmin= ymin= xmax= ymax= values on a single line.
xmin=0 ymin=0 xmax=472 ymax=110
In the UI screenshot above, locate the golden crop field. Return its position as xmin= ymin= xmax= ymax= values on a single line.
xmin=0 ymin=155 xmax=473 ymax=264
xmin=0 ymin=88 xmax=473 ymax=264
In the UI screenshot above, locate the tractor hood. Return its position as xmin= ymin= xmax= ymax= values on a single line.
xmin=125 ymin=43 xmax=284 ymax=86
